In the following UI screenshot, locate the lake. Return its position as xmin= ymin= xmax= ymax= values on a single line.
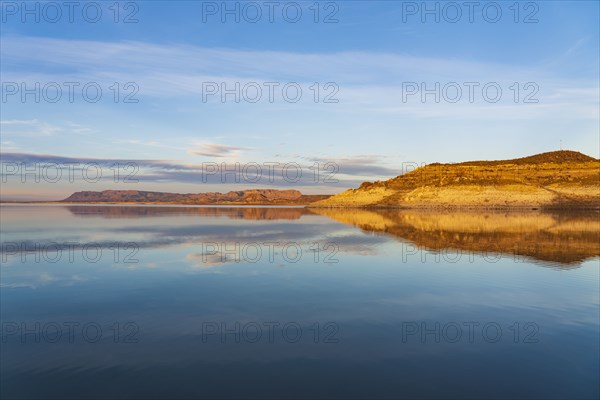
xmin=1 ymin=204 xmax=599 ymax=399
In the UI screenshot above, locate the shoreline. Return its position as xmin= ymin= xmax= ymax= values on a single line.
xmin=0 ymin=201 xmax=313 ymax=208
xmin=1 ymin=201 xmax=598 ymax=212
xmin=307 ymin=204 xmax=600 ymax=211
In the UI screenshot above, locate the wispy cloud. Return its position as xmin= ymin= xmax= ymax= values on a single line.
xmin=299 ymin=155 xmax=401 ymax=178
xmin=0 ymin=119 xmax=94 ymax=138
xmin=0 ymin=152 xmax=372 ymax=192
xmin=1 ymin=119 xmax=40 ymax=125
xmin=0 ymin=119 xmax=62 ymax=136
xmin=2 ymin=35 xmax=597 ymax=120
xmin=187 ymin=143 xmax=247 ymax=158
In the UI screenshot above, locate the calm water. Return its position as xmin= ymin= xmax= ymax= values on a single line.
xmin=1 ymin=205 xmax=599 ymax=399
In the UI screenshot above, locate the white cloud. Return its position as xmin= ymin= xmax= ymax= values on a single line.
xmin=0 ymin=119 xmax=96 ymax=138
xmin=0 ymin=119 xmax=39 ymax=125
xmin=187 ymin=143 xmax=247 ymax=158
xmin=2 ymin=35 xmax=597 ymax=121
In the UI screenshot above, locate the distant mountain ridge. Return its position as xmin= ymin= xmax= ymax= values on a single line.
xmin=62 ymin=189 xmax=330 ymax=205
xmin=312 ymin=150 xmax=600 ymax=209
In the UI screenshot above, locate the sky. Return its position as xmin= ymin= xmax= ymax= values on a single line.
xmin=1 ymin=0 xmax=599 ymax=200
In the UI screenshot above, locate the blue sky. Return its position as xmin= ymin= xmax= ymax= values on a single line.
xmin=1 ymin=0 xmax=599 ymax=199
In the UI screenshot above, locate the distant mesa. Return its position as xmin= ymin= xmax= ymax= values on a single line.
xmin=62 ymin=189 xmax=331 ymax=205
xmin=312 ymin=150 xmax=600 ymax=210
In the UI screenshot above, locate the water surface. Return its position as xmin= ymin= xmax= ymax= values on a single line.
xmin=1 ymin=205 xmax=599 ymax=399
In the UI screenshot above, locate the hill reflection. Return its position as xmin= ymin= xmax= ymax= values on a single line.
xmin=59 ymin=205 xmax=600 ymax=267
xmin=66 ymin=205 xmax=312 ymax=220
xmin=311 ymin=209 xmax=600 ymax=266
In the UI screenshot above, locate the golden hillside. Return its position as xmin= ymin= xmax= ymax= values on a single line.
xmin=313 ymin=151 xmax=600 ymax=209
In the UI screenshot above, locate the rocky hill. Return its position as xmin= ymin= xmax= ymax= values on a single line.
xmin=62 ymin=189 xmax=330 ymax=205
xmin=312 ymin=151 xmax=600 ymax=209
